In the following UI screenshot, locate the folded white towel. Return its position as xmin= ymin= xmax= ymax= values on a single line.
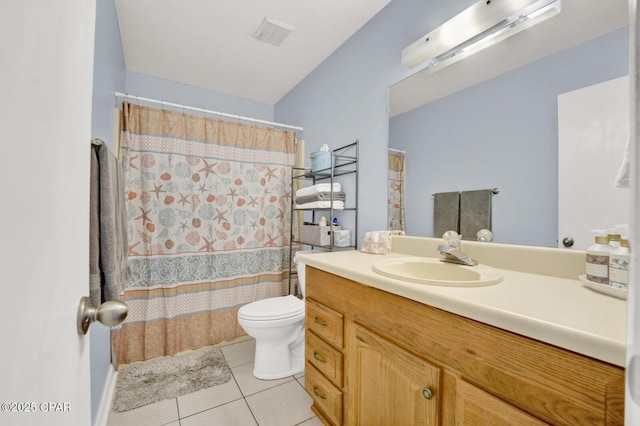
xmin=296 ymin=183 xmax=342 ymax=198
xmin=295 ymin=200 xmax=344 ymax=209
xmin=614 ymin=136 xmax=630 ymax=188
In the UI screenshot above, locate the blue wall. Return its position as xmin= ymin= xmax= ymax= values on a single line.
xmin=276 ymin=0 xmax=628 ymax=247
xmin=274 ymin=0 xmax=480 ymax=245
xmin=124 ymin=72 xmax=274 ymax=120
xmin=389 ymin=27 xmax=629 ymax=247
xmin=90 ymin=0 xmax=126 ymax=424
xmin=90 ymin=2 xmax=275 ymax=424
xmin=90 ymin=0 xmax=628 ymax=418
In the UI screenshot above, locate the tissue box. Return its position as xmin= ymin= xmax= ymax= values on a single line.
xmin=310 ymin=151 xmax=333 ymax=173
xmin=333 ymin=229 xmax=351 ymax=247
xmin=360 ymin=230 xmax=405 ymax=254
xmin=301 ymin=225 xmax=341 ymax=246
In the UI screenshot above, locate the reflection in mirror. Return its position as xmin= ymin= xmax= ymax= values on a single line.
xmin=387 ymin=148 xmax=406 ymax=231
xmin=388 ymin=2 xmax=629 ymax=248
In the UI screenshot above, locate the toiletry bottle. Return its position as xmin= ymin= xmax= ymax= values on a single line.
xmin=609 ymin=224 xmax=630 ymax=289
xmin=586 ymin=229 xmax=613 ymax=285
xmin=318 ymin=216 xmax=327 ymax=227
xmin=609 ymin=239 xmax=630 ymax=289
xmin=608 ymin=228 xmax=621 ymax=248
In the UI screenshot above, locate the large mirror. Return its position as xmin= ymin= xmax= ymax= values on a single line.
xmin=388 ymin=0 xmax=629 ymax=248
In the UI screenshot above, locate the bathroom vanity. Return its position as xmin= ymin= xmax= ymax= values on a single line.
xmin=299 ymin=237 xmax=626 ymax=425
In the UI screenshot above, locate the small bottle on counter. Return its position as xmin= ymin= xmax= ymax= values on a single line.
xmin=607 ymin=228 xmax=621 ymax=248
xmin=586 ymin=229 xmax=613 ymax=286
xmin=318 ymin=216 xmax=327 ymax=226
xmin=609 ymin=225 xmax=630 ymax=289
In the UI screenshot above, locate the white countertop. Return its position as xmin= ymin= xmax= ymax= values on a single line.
xmin=298 ymin=248 xmax=627 ymax=367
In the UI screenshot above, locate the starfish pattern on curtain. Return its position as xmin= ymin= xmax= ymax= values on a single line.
xmin=112 ymin=102 xmax=296 ymax=367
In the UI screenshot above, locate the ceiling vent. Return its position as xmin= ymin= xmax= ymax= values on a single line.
xmin=254 ymin=17 xmax=294 ymax=46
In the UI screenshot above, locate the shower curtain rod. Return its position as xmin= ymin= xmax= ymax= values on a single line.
xmin=114 ymin=91 xmax=304 ymax=131
xmin=388 ymin=148 xmax=405 ymax=153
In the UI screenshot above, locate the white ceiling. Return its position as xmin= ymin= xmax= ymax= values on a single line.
xmin=115 ymin=0 xmax=391 ymax=105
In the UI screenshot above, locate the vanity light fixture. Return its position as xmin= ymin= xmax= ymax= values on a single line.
xmin=401 ymin=0 xmax=561 ymax=73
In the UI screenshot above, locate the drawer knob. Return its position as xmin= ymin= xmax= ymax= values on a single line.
xmin=313 ymin=386 xmax=328 ymax=400
xmin=422 ymin=387 xmax=433 ymax=400
xmin=314 ymin=316 xmax=328 ymax=326
xmin=313 ymin=351 xmax=327 ymax=363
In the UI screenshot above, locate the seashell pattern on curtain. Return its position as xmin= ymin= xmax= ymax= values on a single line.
xmin=111 ymin=102 xmax=296 ymax=367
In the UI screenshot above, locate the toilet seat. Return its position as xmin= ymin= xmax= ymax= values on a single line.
xmin=238 ymin=295 xmax=304 ymax=321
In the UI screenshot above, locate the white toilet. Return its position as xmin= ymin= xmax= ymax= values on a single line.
xmin=237 ymin=251 xmax=310 ymax=380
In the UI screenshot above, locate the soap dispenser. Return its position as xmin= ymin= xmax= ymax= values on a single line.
xmin=607 ymin=227 xmax=621 ymax=248
xmin=586 ymin=229 xmax=613 ymax=286
xmin=609 ymin=225 xmax=630 ymax=289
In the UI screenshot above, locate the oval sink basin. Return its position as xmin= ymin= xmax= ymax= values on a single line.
xmin=372 ymin=257 xmax=503 ymax=287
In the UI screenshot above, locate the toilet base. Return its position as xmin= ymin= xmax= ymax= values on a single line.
xmin=253 ymin=356 xmax=304 ymax=380
xmin=252 ymin=325 xmax=305 ymax=380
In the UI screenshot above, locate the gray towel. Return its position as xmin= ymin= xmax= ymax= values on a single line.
xmin=433 ymin=192 xmax=460 ymax=238
xmin=295 ymin=191 xmax=345 ymax=205
xmin=460 ymin=190 xmax=492 ymax=241
xmin=90 ymin=141 xmax=131 ymax=306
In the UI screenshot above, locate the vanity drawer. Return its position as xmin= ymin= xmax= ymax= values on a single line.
xmin=306 ymin=330 xmax=343 ymax=387
xmin=306 ymin=299 xmax=343 ymax=349
xmin=306 ymin=361 xmax=343 ymax=426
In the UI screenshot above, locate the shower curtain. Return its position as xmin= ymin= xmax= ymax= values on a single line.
xmin=388 ymin=150 xmax=406 ymax=231
xmin=112 ymin=102 xmax=296 ymax=367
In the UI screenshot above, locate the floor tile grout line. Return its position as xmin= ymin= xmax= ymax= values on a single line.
xmin=294 ymin=415 xmax=318 ymax=426
xmin=176 ymin=351 xmax=254 ymax=421
xmin=178 ymin=398 xmax=249 ymax=422
xmin=223 ymin=347 xmax=319 ymax=425
xmin=243 ymin=395 xmax=261 ymax=426
xmin=240 ymin=378 xmax=298 ymax=398
xmin=174 ymin=397 xmax=180 ymax=422
xmin=242 ymin=380 xmax=301 ymax=426
xmin=108 ymin=339 xmax=319 ymax=425
xmin=226 ymin=349 xmax=259 ymax=425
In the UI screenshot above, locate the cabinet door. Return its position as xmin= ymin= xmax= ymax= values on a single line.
xmin=346 ymin=322 xmax=440 ymax=425
xmin=453 ymin=377 xmax=547 ymax=426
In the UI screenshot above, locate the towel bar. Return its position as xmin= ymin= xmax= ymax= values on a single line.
xmin=432 ymin=187 xmax=499 ymax=196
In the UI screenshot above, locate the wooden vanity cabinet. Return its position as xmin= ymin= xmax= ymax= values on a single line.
xmin=305 ymin=299 xmax=345 ymax=425
xmin=305 ymin=266 xmax=625 ymax=426
xmin=448 ymin=374 xmax=548 ymax=425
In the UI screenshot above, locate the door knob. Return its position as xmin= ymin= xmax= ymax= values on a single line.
xmin=562 ymin=237 xmax=574 ymax=247
xmin=77 ymin=296 xmax=128 ymax=335
xmin=422 ymin=387 xmax=433 ymax=400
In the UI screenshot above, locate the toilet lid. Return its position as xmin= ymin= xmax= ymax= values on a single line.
xmin=238 ymin=295 xmax=304 ymax=321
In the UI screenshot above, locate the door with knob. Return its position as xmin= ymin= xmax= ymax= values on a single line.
xmin=77 ymin=297 xmax=128 ymax=335
xmin=558 ymin=76 xmax=629 ymax=250
xmin=0 ymin=3 xmax=97 ymax=425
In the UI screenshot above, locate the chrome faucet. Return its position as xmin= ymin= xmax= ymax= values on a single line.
xmin=437 ymin=245 xmax=478 ymax=266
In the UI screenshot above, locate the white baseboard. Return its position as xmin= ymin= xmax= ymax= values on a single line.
xmin=94 ymin=366 xmax=118 ymax=426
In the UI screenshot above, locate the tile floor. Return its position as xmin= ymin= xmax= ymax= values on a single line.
xmin=107 ymin=338 xmax=322 ymax=426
